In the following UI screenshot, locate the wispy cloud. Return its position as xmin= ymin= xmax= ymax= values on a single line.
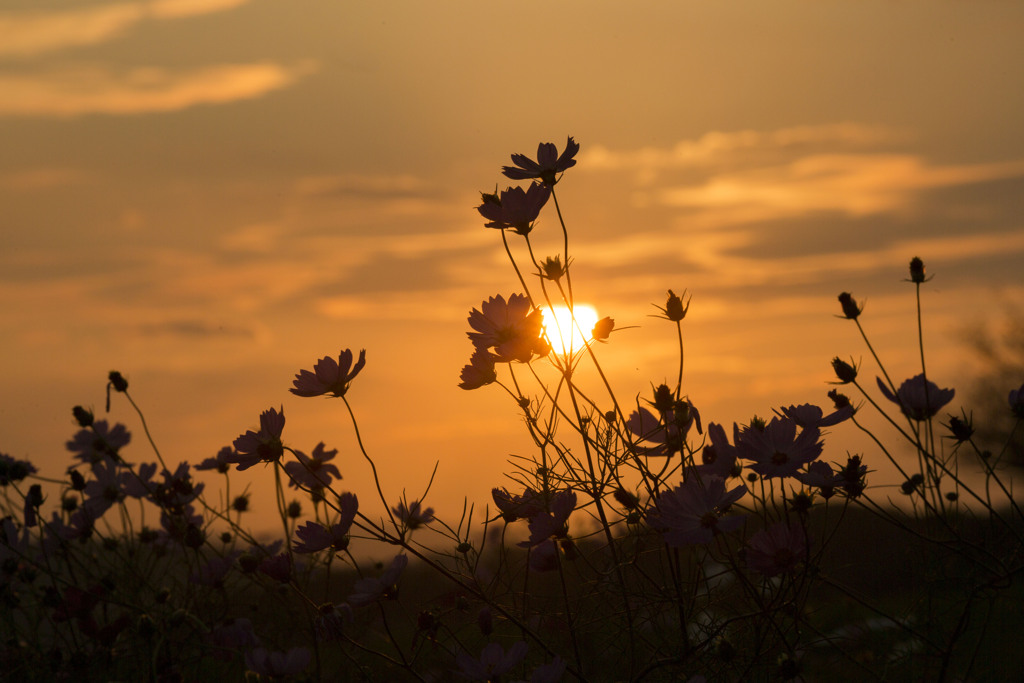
xmin=0 ymin=61 xmax=317 ymax=117
xmin=657 ymin=154 xmax=1024 ymax=221
xmin=0 ymin=1 xmax=252 ymax=58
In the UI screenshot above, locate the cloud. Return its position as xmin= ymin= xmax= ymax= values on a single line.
xmin=0 ymin=1 xmax=252 ymax=57
xmin=581 ymin=123 xmax=906 ymax=179
xmin=0 ymin=167 xmax=88 ymax=190
xmin=0 ymin=61 xmax=317 ymax=117
xmin=656 ymin=154 xmax=1024 ymax=222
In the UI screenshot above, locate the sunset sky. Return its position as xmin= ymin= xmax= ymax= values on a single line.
xmin=3 ymin=0 xmax=1024 ymax=534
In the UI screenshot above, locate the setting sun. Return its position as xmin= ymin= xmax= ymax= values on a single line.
xmin=541 ymin=304 xmax=599 ymax=355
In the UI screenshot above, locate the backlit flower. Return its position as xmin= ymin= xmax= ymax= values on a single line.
xmin=477 ymin=182 xmax=551 ymax=235
xmin=348 ymin=553 xmax=408 ymax=606
xmin=467 ymin=294 xmax=549 ymax=363
xmin=392 ymin=499 xmax=434 ymax=530
xmin=285 ymin=442 xmax=342 ymax=489
xmin=646 ymin=477 xmax=747 ymax=546
xmin=777 ymin=403 xmax=854 ymax=429
xmin=626 ymin=401 xmax=702 ymax=457
xmin=877 ymin=374 xmax=955 ymax=420
xmin=230 ymin=407 xmax=285 ymax=470
xmin=745 ymin=521 xmax=810 ymax=578
xmin=291 ymin=349 xmax=366 ymax=398
xmin=458 ymin=348 xmax=498 ymax=390
xmin=491 ymin=486 xmax=545 ymax=522
xmin=518 ymin=490 xmax=576 ymax=548
xmin=694 ymin=422 xmax=739 ymax=479
xmin=502 ymin=136 xmax=580 ymax=186
xmin=66 ymin=420 xmax=131 ymax=471
xmin=0 ymin=453 xmax=37 ymax=487
xmin=736 ymin=416 xmax=823 ymax=478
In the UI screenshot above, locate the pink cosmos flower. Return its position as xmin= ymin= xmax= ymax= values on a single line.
xmin=66 ymin=420 xmax=131 ymax=470
xmin=348 ymin=553 xmax=408 ymax=606
xmin=467 ymin=294 xmax=549 ymax=363
xmin=745 ymin=521 xmax=811 ymax=578
xmin=392 ymin=499 xmax=434 ymax=530
xmin=877 ymin=374 xmax=955 ymax=421
xmin=291 ymin=349 xmax=366 ymax=398
xmin=456 ymin=641 xmax=529 ymax=681
xmin=244 ymin=647 xmax=311 ymax=678
xmin=491 ymin=486 xmax=545 ymax=522
xmin=518 ymin=490 xmax=577 ymax=548
xmin=646 ymin=476 xmax=747 ymax=546
xmin=477 ymin=182 xmax=551 ymax=235
xmin=230 ymin=407 xmax=285 ymax=470
xmin=458 ymin=348 xmax=498 ymax=390
xmin=777 ymin=403 xmax=854 ymax=429
xmin=285 ymin=442 xmax=342 ymax=490
xmin=626 ymin=401 xmax=702 ymax=457
xmin=292 ymin=493 xmax=358 ymax=553
xmin=795 ymin=460 xmax=838 ymax=497
xmin=694 ymin=422 xmax=739 ymax=479
xmin=736 ymin=416 xmax=823 ymax=478
xmin=502 ymin=136 xmax=580 ymax=186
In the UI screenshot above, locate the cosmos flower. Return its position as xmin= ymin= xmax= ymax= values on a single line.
xmin=66 ymin=420 xmax=131 ymax=471
xmin=456 ymin=641 xmax=529 ymax=681
xmin=230 ymin=407 xmax=286 ymax=470
xmin=291 ymin=349 xmax=366 ymax=398
xmin=347 ymin=554 xmax=408 ymax=606
xmin=195 ymin=446 xmax=236 ymax=473
xmin=392 ymin=499 xmax=434 ymax=530
xmin=292 ymin=493 xmax=358 ymax=553
xmin=458 ymin=348 xmax=498 ymax=390
xmin=694 ymin=422 xmax=739 ymax=479
xmin=626 ymin=401 xmax=702 ymax=457
xmin=0 ymin=453 xmax=37 ymax=487
xmin=467 ymin=294 xmax=549 ymax=363
xmin=285 ymin=442 xmax=342 ymax=490
xmin=518 ymin=490 xmax=577 ymax=548
xmin=745 ymin=521 xmax=811 ymax=578
xmin=646 ymin=477 xmax=747 ymax=546
xmin=736 ymin=416 xmax=823 ymax=478
xmin=502 ymin=136 xmax=580 ymax=186
xmin=877 ymin=374 xmax=955 ymax=421
xmin=491 ymin=486 xmax=545 ymax=522
xmin=795 ymin=460 xmax=838 ymax=497
xmin=477 ymin=183 xmax=551 ymax=235
xmin=776 ymin=403 xmax=854 ymax=429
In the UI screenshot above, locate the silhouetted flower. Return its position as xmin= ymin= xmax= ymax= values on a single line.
xmin=66 ymin=421 xmax=130 ymax=471
xmin=291 ymin=349 xmax=366 ymax=398
xmin=654 ymin=289 xmax=690 ymax=322
xmin=477 ymin=183 xmax=551 ymax=235
xmin=456 ymin=641 xmax=529 ymax=681
xmin=467 ymin=294 xmax=549 ymax=363
xmin=258 ymin=553 xmax=293 ymax=583
xmin=746 ymin=521 xmax=810 ymax=578
xmin=736 ymin=416 xmax=823 ymax=478
xmin=230 ymin=407 xmax=285 ymax=470
xmin=245 ymin=647 xmax=311 ymax=678
xmin=491 ymin=486 xmax=544 ymax=522
xmin=0 ymin=453 xmax=37 ymax=487
xmin=348 ymin=554 xmax=408 ymax=606
xmin=877 ymin=374 xmax=955 ymax=420
xmin=907 ymin=256 xmax=928 ymax=283
xmin=518 ymin=490 xmax=576 ymax=548
xmin=795 ymin=460 xmax=837 ymax=498
xmin=196 ymin=446 xmax=236 ymax=473
xmin=831 ymin=357 xmax=858 ymax=384
xmin=392 ymin=499 xmax=434 ymax=530
xmin=776 ymin=403 xmax=854 ymax=429
xmin=695 ymin=422 xmax=739 ymax=479
xmin=592 ymin=316 xmax=615 ymax=342
xmin=285 ymin=442 xmax=342 ymax=489
xmin=293 ymin=493 xmax=358 ymax=553
xmin=502 ymin=136 xmax=579 ymax=185
xmin=646 ymin=477 xmax=747 ymax=546
xmin=458 ymin=348 xmax=498 ymax=390
xmin=626 ymin=401 xmax=702 ymax=457
xmin=837 ymin=292 xmax=863 ymax=319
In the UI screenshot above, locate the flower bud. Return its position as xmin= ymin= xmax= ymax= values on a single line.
xmin=651 ymin=384 xmax=675 ymax=413
xmin=108 ymin=371 xmax=128 ymax=393
xmin=663 ymin=289 xmax=690 ymax=321
xmin=837 ymin=292 xmax=863 ymax=320
xmin=908 ymin=256 xmax=926 ymax=283
xmin=831 ymin=357 xmax=858 ymax=384
xmin=72 ymin=406 xmax=94 ymax=428
xmin=592 ymin=316 xmax=615 ymax=342
xmin=945 ymin=414 xmax=974 ymax=443
xmin=613 ymin=487 xmax=640 ymax=510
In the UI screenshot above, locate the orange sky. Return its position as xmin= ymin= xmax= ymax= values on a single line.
xmin=3 ymin=0 xmax=1024 ymax=535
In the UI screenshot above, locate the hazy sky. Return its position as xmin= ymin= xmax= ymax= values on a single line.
xmin=3 ymin=0 xmax=1023 ymax=533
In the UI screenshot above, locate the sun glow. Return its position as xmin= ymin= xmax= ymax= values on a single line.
xmin=541 ymin=304 xmax=599 ymax=356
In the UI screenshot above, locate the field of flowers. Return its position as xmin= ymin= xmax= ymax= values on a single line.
xmin=2 ymin=138 xmax=1024 ymax=682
